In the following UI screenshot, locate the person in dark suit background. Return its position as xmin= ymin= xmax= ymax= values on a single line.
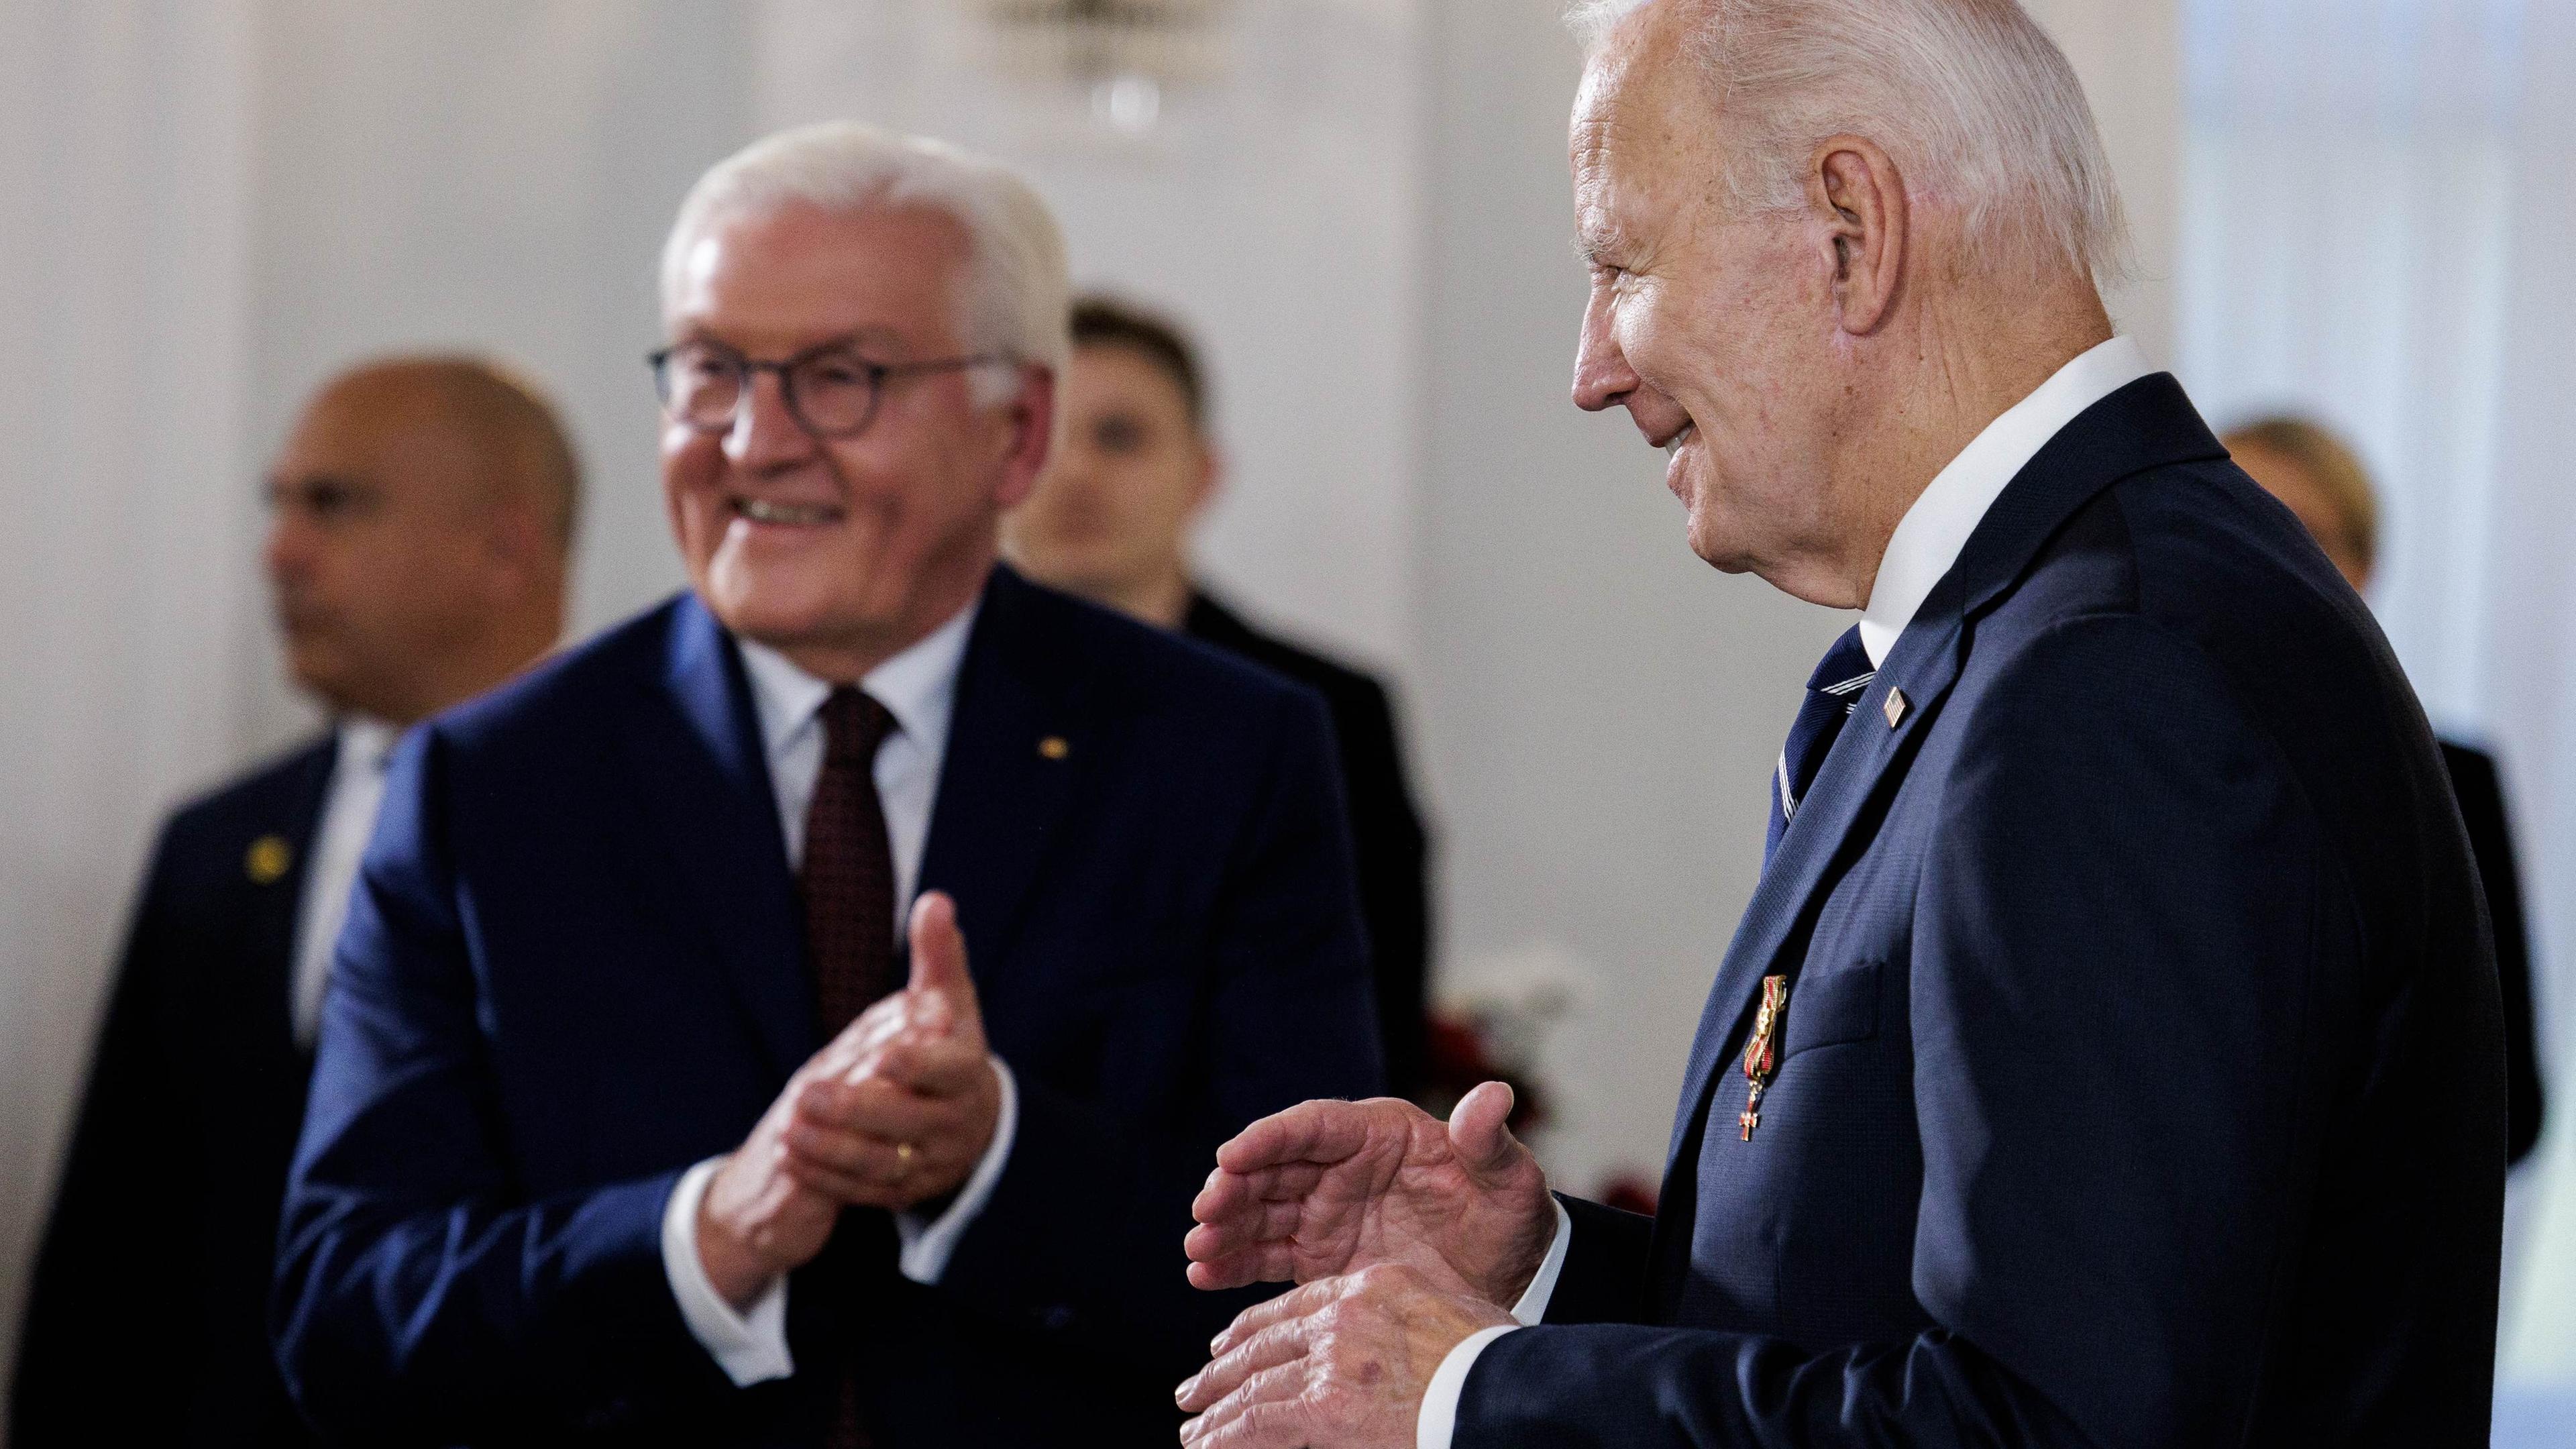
xmin=1004 ymin=297 xmax=1434 ymax=1095
xmin=270 ymin=123 xmax=1382 ymax=1448
xmin=2228 ymin=414 xmax=2546 ymax=1166
xmin=1175 ymin=1 xmax=2504 ymax=1444
xmin=11 ymin=356 xmax=578 ymax=1446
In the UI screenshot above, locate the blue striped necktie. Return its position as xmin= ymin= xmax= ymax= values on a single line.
xmin=1765 ymin=625 xmax=1876 ymax=868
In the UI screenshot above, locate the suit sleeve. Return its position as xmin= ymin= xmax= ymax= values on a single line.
xmin=927 ymin=685 xmax=1385 ymax=1377
xmin=1536 ymin=1195 xmax=1655 ymax=1327
xmin=271 ymin=729 xmax=727 ymax=1444
xmin=9 ymin=833 xmax=197 ymax=1445
xmin=1457 ymin=614 xmax=2346 ymax=1448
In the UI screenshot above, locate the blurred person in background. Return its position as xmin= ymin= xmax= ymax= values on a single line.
xmin=2229 ymin=414 xmax=2546 ymax=1166
xmin=270 ymin=123 xmax=1380 ymax=1447
xmin=1005 ymin=296 xmax=1433 ymax=1097
xmin=9 ymin=355 xmax=578 ymax=1446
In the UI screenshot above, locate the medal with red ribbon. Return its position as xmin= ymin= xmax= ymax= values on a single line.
xmin=1739 ymin=973 xmax=1790 ymax=1141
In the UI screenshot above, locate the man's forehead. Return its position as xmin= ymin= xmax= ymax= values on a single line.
xmin=670 ymin=202 xmax=965 ymax=345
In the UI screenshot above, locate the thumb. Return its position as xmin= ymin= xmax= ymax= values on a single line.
xmin=1448 ymin=1080 xmax=1523 ymax=1177
xmin=906 ymin=892 xmax=979 ymax=1022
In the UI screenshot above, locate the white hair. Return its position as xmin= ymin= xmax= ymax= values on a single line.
xmin=1567 ymin=0 xmax=2130 ymax=286
xmin=660 ymin=121 xmax=1071 ymax=406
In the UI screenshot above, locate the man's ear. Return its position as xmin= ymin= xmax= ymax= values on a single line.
xmin=478 ymin=502 xmax=552 ymax=599
xmin=1187 ymin=442 xmax=1224 ymax=523
xmin=1809 ymin=136 xmax=1909 ymax=337
xmin=990 ymin=364 xmax=1057 ymax=512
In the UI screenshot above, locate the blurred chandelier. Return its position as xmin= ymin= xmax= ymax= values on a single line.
xmin=984 ymin=0 xmax=1232 ymax=135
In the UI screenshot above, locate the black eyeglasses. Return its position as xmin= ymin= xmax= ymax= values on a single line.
xmin=648 ymin=339 xmax=1006 ymax=439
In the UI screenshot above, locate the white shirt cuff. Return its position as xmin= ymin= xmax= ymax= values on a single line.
xmin=1418 ymin=1325 xmax=1519 ymax=1449
xmin=894 ymin=1055 xmax=1018 ymax=1284
xmin=661 ymin=1157 xmax=795 ymax=1385
xmin=1509 ymin=1197 xmax=1574 ymax=1324
xmin=1415 ymin=1198 xmax=1572 ymax=1449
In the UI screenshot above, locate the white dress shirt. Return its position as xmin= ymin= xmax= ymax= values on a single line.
xmin=657 ymin=598 xmax=1024 ymax=1387
xmin=290 ymin=718 xmax=398 ymax=1050
xmin=1415 ymin=335 xmax=2158 ymax=1449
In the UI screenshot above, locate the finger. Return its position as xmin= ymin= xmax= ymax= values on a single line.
xmin=1183 ymin=1379 xmax=1318 ymax=1449
xmin=1181 ymin=1195 xmax=1306 ymax=1266
xmin=1183 ymin=1242 xmax=1301 ymax=1292
xmin=1209 ymin=1275 xmax=1343 ymax=1358
xmin=780 ymin=1116 xmax=911 ymax=1181
xmin=816 ymin=1000 xmax=916 ymax=1077
xmin=1211 ymin=1097 xmax=1392 ymax=1176
xmin=780 ymin=1152 xmax=909 ymax=1208
xmin=802 ymin=1076 xmax=972 ymax=1140
xmin=1191 ymin=1161 xmax=1328 ymax=1227
xmin=906 ymin=892 xmax=980 ymax=1020
xmin=1449 ymin=1079 xmax=1523 ymax=1177
xmin=859 ymin=1036 xmax=990 ymax=1098
xmin=1175 ymin=1317 xmax=1311 ymax=1411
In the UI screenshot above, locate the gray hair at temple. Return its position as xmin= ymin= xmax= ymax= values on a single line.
xmin=659 ymin=121 xmax=1071 ymax=407
xmin=1565 ymin=0 xmax=2131 ymax=287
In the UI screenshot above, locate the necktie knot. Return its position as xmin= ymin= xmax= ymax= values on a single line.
xmin=818 ymin=687 xmax=896 ymax=768
xmin=1766 ymin=625 xmax=1876 ymax=867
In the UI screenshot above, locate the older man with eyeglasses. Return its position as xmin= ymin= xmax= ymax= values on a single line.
xmin=270 ymin=123 xmax=1383 ymax=1448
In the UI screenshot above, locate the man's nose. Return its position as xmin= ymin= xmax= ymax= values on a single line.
xmin=1571 ymin=287 xmax=1638 ymax=414
xmin=724 ymin=369 xmax=818 ymax=469
xmin=264 ymin=510 xmax=315 ymax=584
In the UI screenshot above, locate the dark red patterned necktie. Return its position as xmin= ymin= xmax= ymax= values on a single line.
xmin=804 ymin=687 xmax=899 ymax=1036
xmin=800 ymin=687 xmax=896 ymax=1449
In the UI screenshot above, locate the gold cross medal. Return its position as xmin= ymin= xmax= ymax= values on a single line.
xmin=1739 ymin=974 xmax=1790 ymax=1140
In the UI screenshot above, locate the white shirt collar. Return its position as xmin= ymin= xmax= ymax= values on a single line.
xmin=735 ymin=598 xmax=981 ymax=761
xmin=1856 ymin=335 xmax=2157 ymax=667
xmin=336 ymin=715 xmax=400 ymax=775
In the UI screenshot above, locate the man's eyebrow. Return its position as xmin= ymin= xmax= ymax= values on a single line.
xmin=1573 ymin=220 xmax=1629 ymax=266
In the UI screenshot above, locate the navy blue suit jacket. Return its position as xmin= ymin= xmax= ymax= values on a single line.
xmin=273 ymin=566 xmax=1383 ymax=1446
xmin=1459 ymin=378 xmax=2504 ymax=1446
xmin=14 ymin=739 xmax=335 ymax=1448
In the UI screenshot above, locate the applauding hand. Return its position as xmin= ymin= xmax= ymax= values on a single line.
xmin=696 ymin=892 xmax=1001 ymax=1308
xmin=1183 ymin=1080 xmax=1554 ymax=1309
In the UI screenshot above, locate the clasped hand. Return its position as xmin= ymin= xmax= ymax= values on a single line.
xmin=696 ymin=891 xmax=1001 ymax=1308
xmin=1175 ymin=1082 xmax=1556 ymax=1448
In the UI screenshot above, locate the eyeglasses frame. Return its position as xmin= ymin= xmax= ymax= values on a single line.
xmin=648 ymin=338 xmax=1009 ymax=439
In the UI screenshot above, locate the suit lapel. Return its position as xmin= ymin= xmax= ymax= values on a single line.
xmin=1662 ymin=373 xmax=2231 ymax=1167
xmin=627 ymin=596 xmax=816 ymax=1080
xmin=1665 ymin=612 xmax=1964 ymax=1162
xmin=917 ymin=566 xmax=1088 ymax=985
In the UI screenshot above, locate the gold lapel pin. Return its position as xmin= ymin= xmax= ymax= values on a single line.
xmin=1883 ymin=690 xmax=1909 ymax=729
xmin=1038 ymin=736 xmax=1070 ymax=761
xmin=245 ymin=835 xmax=293 ymax=885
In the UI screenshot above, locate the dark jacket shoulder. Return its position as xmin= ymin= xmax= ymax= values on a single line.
xmin=1186 ymin=592 xmax=1395 ymax=720
xmin=147 ymin=735 xmax=337 ymax=898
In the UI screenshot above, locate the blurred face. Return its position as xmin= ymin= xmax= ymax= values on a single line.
xmin=661 ymin=203 xmax=1050 ymax=674
xmin=1568 ymin=11 xmax=1858 ymax=582
xmin=264 ymin=386 xmax=513 ymax=723
xmin=1006 ymin=343 xmax=1214 ymax=605
xmin=2230 ymin=439 xmax=2373 ymax=591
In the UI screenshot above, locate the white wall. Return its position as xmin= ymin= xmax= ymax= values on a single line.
xmin=0 ymin=0 xmax=260 ymax=1401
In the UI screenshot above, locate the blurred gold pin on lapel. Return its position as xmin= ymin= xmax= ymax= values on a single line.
xmin=1883 ymin=690 xmax=1909 ymax=729
xmin=1038 ymin=736 xmax=1070 ymax=761
xmin=246 ymin=835 xmax=292 ymax=885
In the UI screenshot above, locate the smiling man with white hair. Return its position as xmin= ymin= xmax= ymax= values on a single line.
xmin=1175 ymin=1 xmax=2504 ymax=1444
xmin=272 ymin=121 xmax=1383 ymax=1447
